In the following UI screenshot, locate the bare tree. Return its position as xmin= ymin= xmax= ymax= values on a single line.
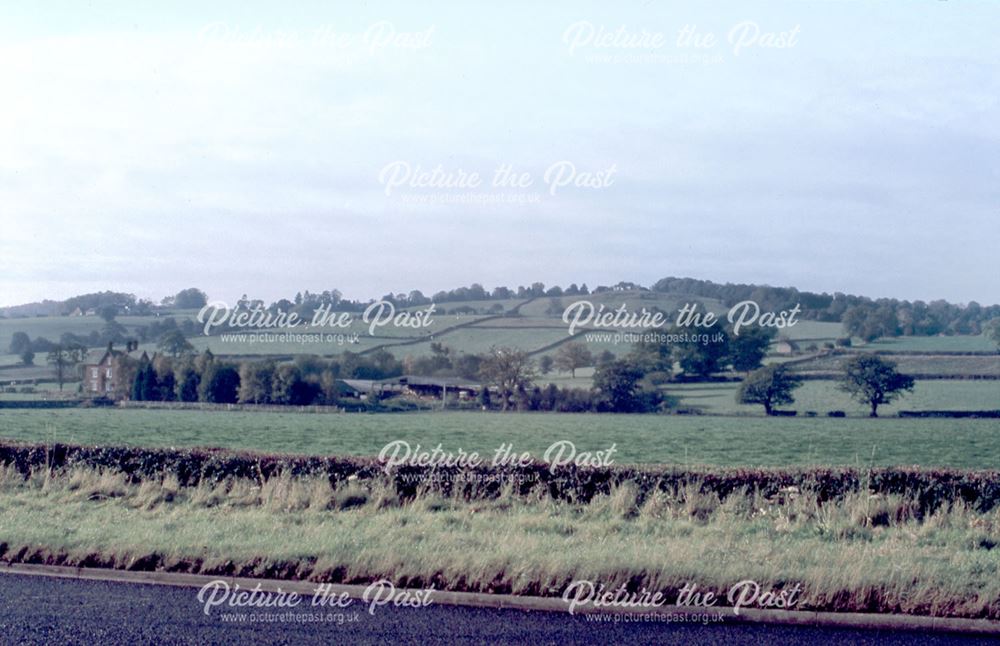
xmin=554 ymin=342 xmax=593 ymax=378
xmin=47 ymin=343 xmax=87 ymax=391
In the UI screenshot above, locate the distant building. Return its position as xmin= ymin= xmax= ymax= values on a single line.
xmin=774 ymin=339 xmax=800 ymax=355
xmin=336 ymin=375 xmax=481 ymax=401
xmin=82 ymin=343 xmax=148 ymax=397
xmin=391 ymin=375 xmax=480 ymax=399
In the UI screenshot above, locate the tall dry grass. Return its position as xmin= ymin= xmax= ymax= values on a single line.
xmin=1 ymin=466 xmax=999 ymax=618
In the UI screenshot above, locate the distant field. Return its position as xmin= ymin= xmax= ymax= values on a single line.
xmin=394 ymin=326 xmax=569 ymax=357
xmin=0 ymin=299 xmax=992 ymax=369
xmin=669 ymin=380 xmax=1000 ymax=416
xmin=186 ymin=329 xmax=387 ymax=356
xmin=863 ymin=334 xmax=997 ymax=353
xmin=793 ymin=352 xmax=1000 ymax=377
xmin=0 ymin=317 xmax=105 ymax=354
xmin=471 ymin=318 xmax=564 ymax=329
xmin=777 ymin=320 xmax=844 ymax=342
xmin=2 ymin=409 xmax=1000 ymax=468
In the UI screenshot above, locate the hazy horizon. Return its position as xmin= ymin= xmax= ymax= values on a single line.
xmin=2 ymin=1 xmax=997 ymax=308
xmin=3 ymin=270 xmax=998 ymax=312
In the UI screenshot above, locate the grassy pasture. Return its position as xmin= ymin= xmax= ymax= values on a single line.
xmin=2 ymin=409 xmax=1000 ymax=469
xmin=793 ymin=353 xmax=1000 ymax=377
xmin=774 ymin=320 xmax=844 ymax=342
xmin=865 ymin=334 xmax=998 ymax=353
xmin=394 ymin=326 xmax=570 ymax=357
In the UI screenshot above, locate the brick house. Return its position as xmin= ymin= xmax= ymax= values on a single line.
xmin=83 ymin=343 xmax=147 ymax=398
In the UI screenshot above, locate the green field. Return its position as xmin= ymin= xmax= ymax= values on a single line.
xmin=775 ymin=320 xmax=844 ymax=342
xmin=864 ymin=334 xmax=998 ymax=353
xmin=793 ymin=353 xmax=1000 ymax=377
xmin=2 ymin=409 xmax=1000 ymax=469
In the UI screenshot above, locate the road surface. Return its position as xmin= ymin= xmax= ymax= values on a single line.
xmin=0 ymin=573 xmax=994 ymax=645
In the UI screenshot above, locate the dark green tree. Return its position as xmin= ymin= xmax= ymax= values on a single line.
xmin=840 ymin=355 xmax=915 ymax=417
xmin=174 ymin=363 xmax=201 ymax=402
xmin=736 ymin=365 xmax=803 ymax=415
xmin=199 ymin=363 xmax=241 ymax=403
xmin=131 ymin=360 xmax=159 ymax=401
xmin=592 ymin=359 xmax=662 ymax=413
xmin=671 ymin=321 xmax=729 ymax=379
xmin=173 ymin=288 xmax=209 ymax=309
xmin=729 ymin=326 xmax=776 ymax=373
xmin=9 ymin=331 xmax=31 ymax=355
xmin=238 ymin=361 xmax=275 ymax=404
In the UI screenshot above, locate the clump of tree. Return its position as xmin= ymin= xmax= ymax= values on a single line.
xmin=737 ymin=365 xmax=803 ymax=415
xmin=62 ymin=291 xmax=144 ymax=316
xmin=650 ymin=276 xmax=1000 ymax=338
xmin=162 ymin=288 xmax=208 ymax=310
xmin=673 ymin=321 xmax=730 ymax=378
xmin=629 ymin=319 xmax=768 ymax=381
xmin=592 ymin=359 xmax=664 ymax=413
xmin=840 ymin=355 xmax=915 ymax=417
xmin=127 ymin=348 xmax=414 ymax=406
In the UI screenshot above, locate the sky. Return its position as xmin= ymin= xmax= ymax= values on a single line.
xmin=0 ymin=0 xmax=997 ymax=308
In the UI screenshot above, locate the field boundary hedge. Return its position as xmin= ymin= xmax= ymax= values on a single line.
xmin=898 ymin=410 xmax=1000 ymax=419
xmin=2 ymin=440 xmax=1000 ymax=513
xmin=0 ymin=401 xmax=82 ymax=409
xmin=114 ymin=401 xmax=346 ymax=414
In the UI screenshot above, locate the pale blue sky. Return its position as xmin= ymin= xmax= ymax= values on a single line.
xmin=1 ymin=1 xmax=997 ymax=306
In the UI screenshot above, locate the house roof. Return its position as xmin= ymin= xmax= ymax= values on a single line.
xmin=340 ymin=379 xmax=376 ymax=393
xmin=337 ymin=375 xmax=481 ymax=392
xmin=88 ymin=349 xmax=149 ymax=367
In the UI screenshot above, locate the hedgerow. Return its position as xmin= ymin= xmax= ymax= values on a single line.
xmin=2 ymin=440 xmax=999 ymax=514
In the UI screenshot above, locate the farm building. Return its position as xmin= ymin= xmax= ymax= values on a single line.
xmin=392 ymin=375 xmax=480 ymax=399
xmin=774 ymin=339 xmax=800 ymax=355
xmin=82 ymin=343 xmax=148 ymax=397
xmin=336 ymin=375 xmax=481 ymax=400
xmin=338 ymin=379 xmax=379 ymax=400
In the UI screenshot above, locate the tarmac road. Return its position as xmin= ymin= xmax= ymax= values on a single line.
xmin=0 ymin=572 xmax=995 ymax=645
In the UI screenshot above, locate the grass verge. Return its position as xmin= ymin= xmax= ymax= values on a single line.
xmin=1 ymin=465 xmax=998 ymax=619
